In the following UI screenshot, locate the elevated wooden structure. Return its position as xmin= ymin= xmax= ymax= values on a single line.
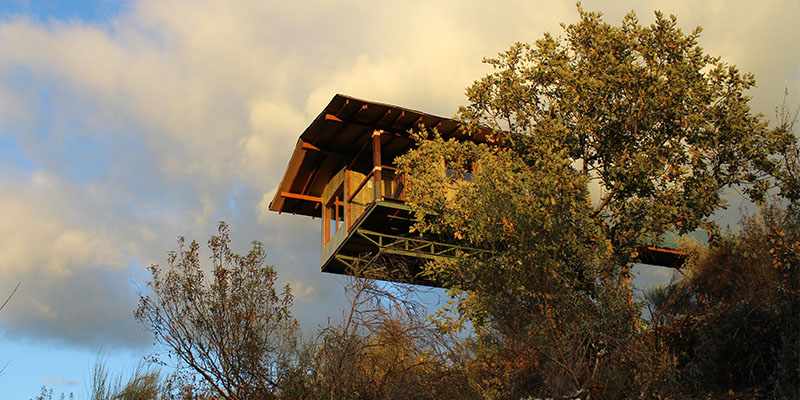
xmin=269 ymin=94 xmax=686 ymax=284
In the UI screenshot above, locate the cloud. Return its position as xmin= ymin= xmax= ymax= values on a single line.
xmin=0 ymin=174 xmax=129 ymax=279
xmin=43 ymin=376 xmax=79 ymax=386
xmin=0 ymin=0 xmax=796 ymax=351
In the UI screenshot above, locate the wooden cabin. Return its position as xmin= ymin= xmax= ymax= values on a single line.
xmin=269 ymin=94 xmax=686 ymax=284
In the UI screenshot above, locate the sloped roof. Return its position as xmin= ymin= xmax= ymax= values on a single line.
xmin=269 ymin=94 xmax=490 ymax=217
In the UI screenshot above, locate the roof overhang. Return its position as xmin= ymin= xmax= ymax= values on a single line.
xmin=268 ymin=94 xmax=490 ymax=217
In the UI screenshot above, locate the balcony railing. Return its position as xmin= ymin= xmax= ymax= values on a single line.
xmin=346 ymin=166 xmax=405 ymax=232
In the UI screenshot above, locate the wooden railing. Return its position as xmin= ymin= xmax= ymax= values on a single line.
xmin=348 ymin=169 xmax=376 ymax=205
xmin=345 ymin=166 xmax=406 ymax=232
xmin=381 ymin=167 xmax=405 ymax=202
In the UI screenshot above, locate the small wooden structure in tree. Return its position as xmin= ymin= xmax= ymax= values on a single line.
xmin=269 ymin=94 xmax=686 ymax=284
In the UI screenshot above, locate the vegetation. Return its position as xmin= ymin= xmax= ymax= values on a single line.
xmin=30 ymin=358 xmax=160 ymax=400
xmin=133 ymin=232 xmax=477 ymax=399
xmin=88 ymin=359 xmax=163 ymax=400
xmin=393 ymin=5 xmax=798 ymax=398
xmin=645 ymin=203 xmax=799 ymax=397
xmin=30 ymin=387 xmax=75 ymax=400
xmin=305 ymin=260 xmax=477 ymax=400
xmin=128 ymin=207 xmax=797 ymax=399
xmin=134 ymin=222 xmax=302 ymax=400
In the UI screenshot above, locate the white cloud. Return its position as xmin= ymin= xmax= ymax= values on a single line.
xmin=43 ymin=376 xmax=79 ymax=386
xmin=0 ymin=174 xmax=129 ymax=280
xmin=289 ymin=281 xmax=316 ymax=304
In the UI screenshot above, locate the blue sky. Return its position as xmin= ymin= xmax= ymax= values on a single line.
xmin=0 ymin=0 xmax=797 ymax=398
xmin=0 ymin=0 xmax=127 ymax=22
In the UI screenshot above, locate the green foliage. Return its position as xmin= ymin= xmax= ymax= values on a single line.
xmin=457 ymin=6 xmax=796 ymax=253
xmin=135 ymin=222 xmax=301 ymax=400
xmin=396 ymin=5 xmax=799 ymax=398
xmin=398 ymin=134 xmax=636 ymax=397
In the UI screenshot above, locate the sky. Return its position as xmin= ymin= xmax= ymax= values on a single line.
xmin=0 ymin=0 xmax=797 ymax=397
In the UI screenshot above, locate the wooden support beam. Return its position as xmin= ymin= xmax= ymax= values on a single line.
xmin=388 ymin=111 xmax=405 ymax=129
xmin=375 ymin=108 xmax=393 ymax=126
xmin=372 ymin=130 xmax=383 ymax=201
xmin=322 ymin=112 xmax=410 ymax=137
xmin=299 ymin=154 xmax=326 ymax=195
xmin=292 ymin=154 xmax=327 ymax=214
xmin=443 ymin=125 xmax=462 ymax=138
xmin=301 ymin=141 xmax=322 ymax=151
xmin=281 ymin=192 xmax=322 ymax=203
xmin=345 ymin=104 xmax=369 ymax=125
xmin=636 ymin=245 xmax=687 ymax=269
xmin=325 ymin=113 xmax=343 ymax=122
xmin=330 ymin=98 xmax=349 ymax=119
xmin=301 ymin=140 xmax=340 ymax=156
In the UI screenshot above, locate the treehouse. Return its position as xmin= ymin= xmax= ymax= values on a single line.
xmin=269 ymin=94 xmax=687 ymax=285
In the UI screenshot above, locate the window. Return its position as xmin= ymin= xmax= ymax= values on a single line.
xmin=324 ymin=185 xmax=345 ymax=245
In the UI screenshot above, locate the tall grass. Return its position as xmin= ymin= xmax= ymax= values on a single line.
xmin=89 ymin=359 xmax=163 ymax=400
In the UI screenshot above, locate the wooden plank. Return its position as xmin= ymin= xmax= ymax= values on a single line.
xmin=372 ymin=130 xmax=382 ymax=201
xmin=323 ymin=112 xmax=411 ymax=136
xmin=347 ymin=170 xmax=375 ymax=204
xmin=388 ymin=111 xmax=405 ymax=129
xmin=301 ymin=141 xmax=322 ymax=151
xmin=269 ymin=140 xmax=306 ymax=212
xmin=325 ymin=113 xmax=343 ymax=122
xmin=298 ymin=154 xmax=326 ymax=198
xmin=280 ymin=192 xmax=322 ymax=203
xmin=301 ymin=140 xmax=341 ymax=156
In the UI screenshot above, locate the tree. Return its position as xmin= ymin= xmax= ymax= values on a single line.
xmin=137 ymin=227 xmax=478 ymax=399
xmin=399 ymin=116 xmax=635 ymax=398
xmin=135 ymin=222 xmax=302 ymax=400
xmin=455 ymin=7 xmax=796 ymax=254
xmin=772 ymin=93 xmax=800 ymax=207
xmin=396 ymin=6 xmax=798 ymax=398
xmin=30 ymin=387 xmax=74 ymax=400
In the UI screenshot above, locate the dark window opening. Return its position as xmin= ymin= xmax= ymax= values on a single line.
xmin=324 ymin=185 xmax=345 ymax=245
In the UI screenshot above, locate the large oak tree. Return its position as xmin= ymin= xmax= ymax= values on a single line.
xmin=396 ymin=6 xmax=798 ymax=398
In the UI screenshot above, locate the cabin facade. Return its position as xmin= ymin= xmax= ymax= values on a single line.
xmin=269 ymin=94 xmax=686 ymax=284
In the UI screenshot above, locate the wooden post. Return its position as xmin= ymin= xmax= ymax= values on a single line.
xmin=323 ymin=197 xmax=329 ymax=245
xmin=345 ymin=170 xmax=351 ymax=229
xmin=372 ymin=130 xmax=382 ymax=202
